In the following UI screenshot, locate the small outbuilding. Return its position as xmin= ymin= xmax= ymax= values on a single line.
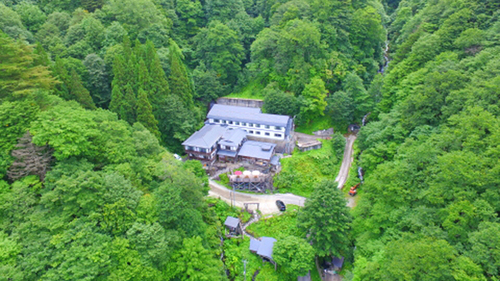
xmin=249 ymin=237 xmax=277 ymax=269
xmin=332 ymin=256 xmax=345 ymax=271
xmin=224 ymin=216 xmax=242 ymax=236
xmin=296 ymin=139 xmax=322 ymax=152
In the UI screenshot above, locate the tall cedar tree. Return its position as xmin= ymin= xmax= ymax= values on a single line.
xmin=52 ymin=57 xmax=71 ymax=99
xmin=168 ymin=40 xmax=194 ymax=108
xmin=136 ymin=59 xmax=151 ymax=94
xmin=109 ymin=85 xmax=124 ymax=117
xmin=121 ymin=83 xmax=136 ymax=124
xmin=136 ymin=87 xmax=161 ymax=139
xmin=52 ymin=58 xmax=96 ymax=109
xmin=68 ymin=69 xmax=96 ymax=110
xmin=144 ymin=40 xmax=170 ymax=106
xmin=110 ymin=54 xmax=128 ymax=119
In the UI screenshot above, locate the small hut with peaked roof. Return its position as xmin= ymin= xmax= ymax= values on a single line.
xmin=224 ymin=216 xmax=242 ymax=236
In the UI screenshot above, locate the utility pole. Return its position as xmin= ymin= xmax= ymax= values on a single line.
xmin=243 ymin=259 xmax=247 ymax=281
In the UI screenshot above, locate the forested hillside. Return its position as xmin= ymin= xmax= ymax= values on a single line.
xmin=354 ymin=0 xmax=500 ymax=280
xmin=0 ymin=0 xmax=499 ymax=280
xmin=0 ymin=0 xmax=385 ymax=279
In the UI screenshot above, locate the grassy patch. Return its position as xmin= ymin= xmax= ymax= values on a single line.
xmin=226 ymin=80 xmax=265 ymax=100
xmin=246 ymin=205 xmax=302 ymax=238
xmin=295 ymin=115 xmax=334 ymax=135
xmin=274 ymin=139 xmax=342 ymax=197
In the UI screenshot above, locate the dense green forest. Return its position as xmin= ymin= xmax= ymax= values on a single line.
xmin=0 ymin=0 xmax=499 ymax=280
xmin=353 ymin=0 xmax=500 ymax=280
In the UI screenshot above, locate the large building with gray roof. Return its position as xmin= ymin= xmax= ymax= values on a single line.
xmin=207 ymin=104 xmax=293 ymax=141
xmin=183 ymin=104 xmax=293 ymax=165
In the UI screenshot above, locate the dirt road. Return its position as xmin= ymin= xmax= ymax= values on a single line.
xmin=208 ymin=180 xmax=306 ymax=214
xmin=334 ymin=134 xmax=357 ymax=189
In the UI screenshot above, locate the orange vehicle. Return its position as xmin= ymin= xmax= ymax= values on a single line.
xmin=349 ymin=183 xmax=360 ymax=196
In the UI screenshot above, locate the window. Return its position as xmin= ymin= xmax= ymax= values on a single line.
xmin=265 ymin=125 xmax=270 ymax=129
xmin=249 ymin=130 xmax=254 ymax=134
xmin=241 ymin=122 xmax=246 ymax=126
xmin=265 ymin=132 xmax=270 ymax=136
xmin=275 ymin=126 xmax=282 ymax=130
xmin=256 ymin=131 xmax=261 ymax=135
xmin=248 ymin=123 xmax=253 ymax=127
xmin=275 ymin=133 xmax=282 ymax=137
xmin=255 ymin=124 xmax=261 ymax=128
xmin=228 ymin=121 xmax=233 ymax=124
xmin=214 ymin=119 xmax=220 ymax=123
xmin=235 ymin=122 xmax=240 ymax=125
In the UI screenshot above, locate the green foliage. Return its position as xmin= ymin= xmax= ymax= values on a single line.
xmin=298 ymin=180 xmax=351 ymax=258
xmin=262 ymin=83 xmax=300 ymax=116
xmin=299 ymin=77 xmax=328 ymax=124
xmin=219 ymin=173 xmax=229 ymax=186
xmin=353 ymin=2 xmax=500 ymax=279
xmin=167 ymin=236 xmax=224 ymax=280
xmin=247 ymin=205 xmax=302 ymax=238
xmin=193 ymin=21 xmax=245 ymax=86
xmin=273 ymin=236 xmax=315 ymax=277
xmin=0 ymin=31 xmax=55 ymax=100
xmin=136 ymin=87 xmax=160 ymax=139
xmin=168 ymin=39 xmax=194 ymax=108
xmin=275 ymin=139 xmax=341 ymax=197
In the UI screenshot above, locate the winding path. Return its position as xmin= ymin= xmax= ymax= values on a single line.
xmin=208 ymin=180 xmax=306 ymax=215
xmin=334 ymin=134 xmax=357 ymax=189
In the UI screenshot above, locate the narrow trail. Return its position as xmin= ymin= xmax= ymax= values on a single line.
xmin=334 ymin=134 xmax=357 ymax=189
xmin=241 ymin=212 xmax=260 ymax=239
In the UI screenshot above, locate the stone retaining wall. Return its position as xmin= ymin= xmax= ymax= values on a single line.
xmin=217 ymin=97 xmax=264 ymax=108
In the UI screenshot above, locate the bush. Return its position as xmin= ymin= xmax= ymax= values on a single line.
xmin=219 ymin=173 xmax=229 ymax=185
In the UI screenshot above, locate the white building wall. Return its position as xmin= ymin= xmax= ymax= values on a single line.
xmin=208 ymin=119 xmax=287 ymax=140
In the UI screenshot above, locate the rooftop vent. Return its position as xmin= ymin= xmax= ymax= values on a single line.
xmin=261 ymin=145 xmax=272 ymax=151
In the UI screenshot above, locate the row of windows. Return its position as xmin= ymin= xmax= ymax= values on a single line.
xmin=247 ymin=130 xmax=282 ymax=138
xmin=186 ymin=146 xmax=213 ymax=153
xmin=213 ymin=119 xmax=282 ymax=130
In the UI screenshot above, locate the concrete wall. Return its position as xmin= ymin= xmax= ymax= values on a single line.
xmin=247 ymin=134 xmax=295 ymax=154
xmin=217 ymin=97 xmax=264 ymax=108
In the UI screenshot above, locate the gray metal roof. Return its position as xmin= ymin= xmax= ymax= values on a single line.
xmin=224 ymin=216 xmax=240 ymax=229
xmin=238 ymin=141 xmax=276 ymax=161
xmin=332 ymin=256 xmax=344 ymax=269
xmin=181 ymin=124 xmax=227 ymax=149
xmin=217 ymin=150 xmax=237 ymax=157
xmin=208 ymin=104 xmax=290 ymax=127
xmin=257 ymin=237 xmax=276 ymax=260
xmin=218 ymin=128 xmax=247 ymax=147
xmin=249 ymin=239 xmax=260 ymax=252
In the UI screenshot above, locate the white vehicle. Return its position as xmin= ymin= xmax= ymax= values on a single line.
xmin=173 ymin=154 xmax=182 ymax=161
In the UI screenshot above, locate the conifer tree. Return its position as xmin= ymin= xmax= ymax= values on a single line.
xmin=68 ymin=69 xmax=96 ymax=110
xmin=33 ymin=42 xmax=50 ymax=66
xmin=52 ymin=57 xmax=71 ymax=99
xmin=168 ymin=39 xmax=194 ymax=108
xmin=111 ymin=54 xmax=127 ymax=91
xmin=136 ymin=87 xmax=161 ymax=139
xmin=109 ymin=85 xmax=124 ymax=117
xmin=120 ymin=83 xmax=136 ymax=124
xmin=136 ymin=58 xmax=151 ymax=94
xmin=146 ymin=41 xmax=170 ymax=105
